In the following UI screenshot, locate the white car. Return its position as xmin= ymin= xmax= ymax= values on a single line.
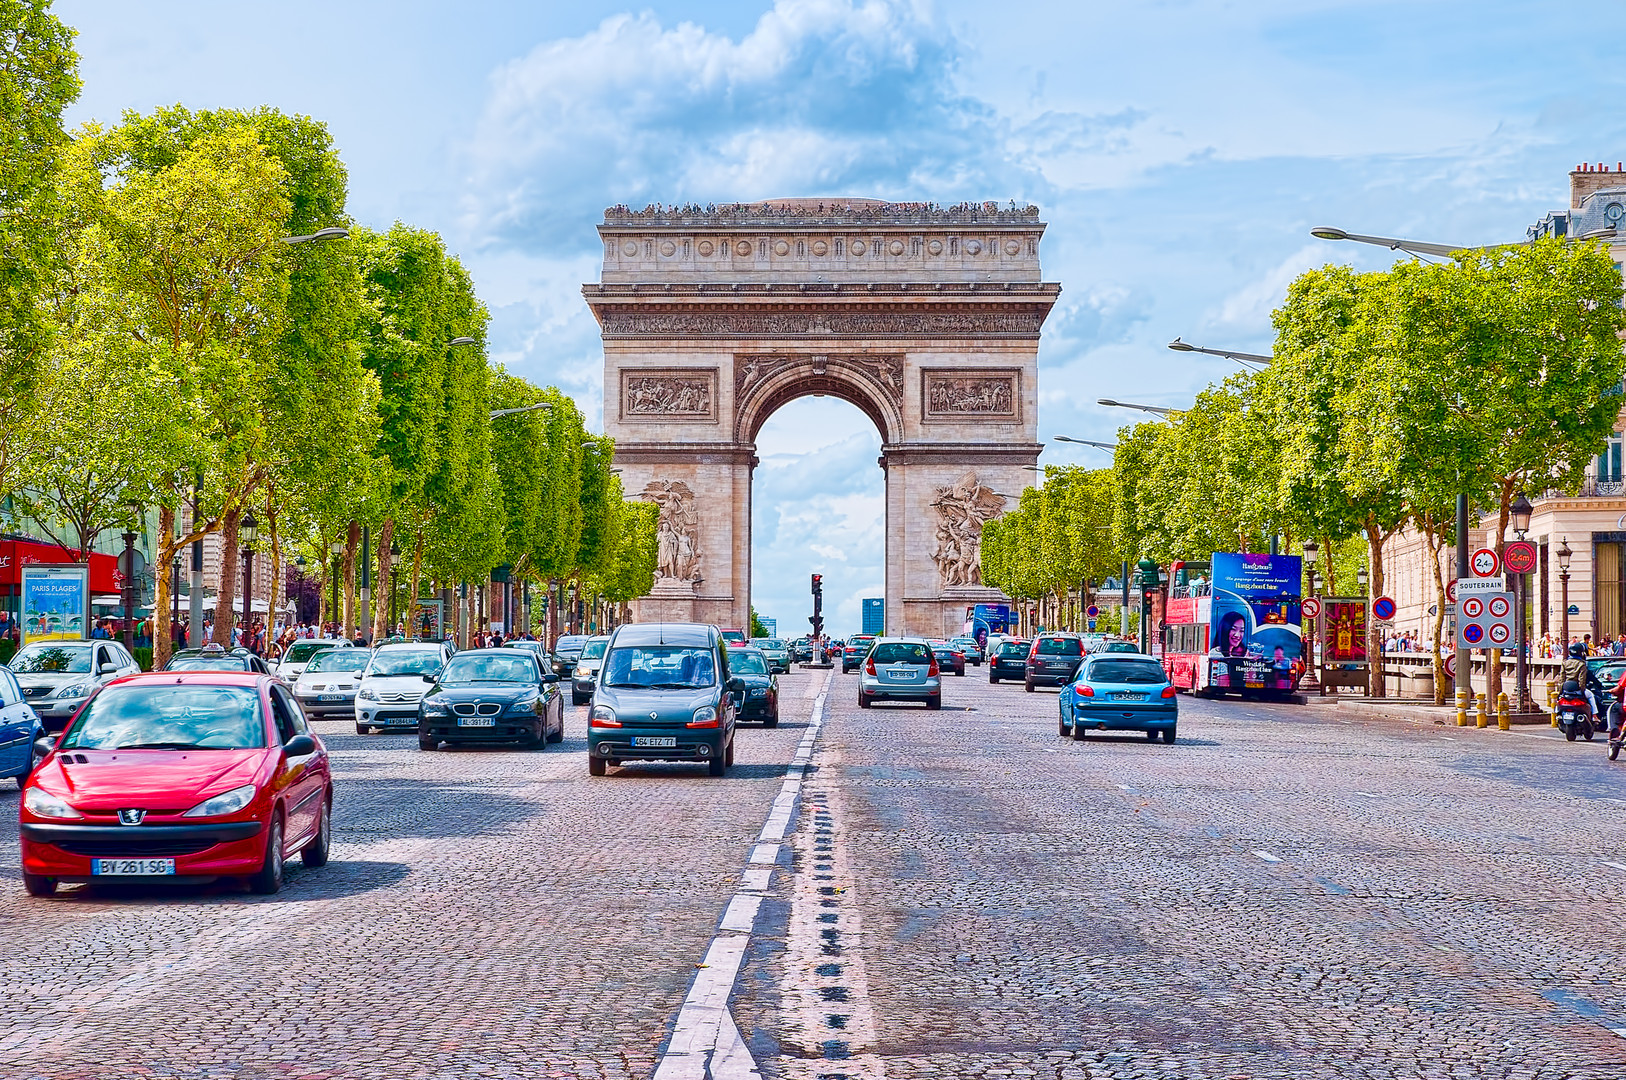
xmin=292 ymin=648 xmax=372 ymax=724
xmin=276 ymin=637 xmax=353 ymax=680
xmin=354 ymin=642 xmax=451 ymax=733
xmin=10 ymin=639 xmax=142 ymax=733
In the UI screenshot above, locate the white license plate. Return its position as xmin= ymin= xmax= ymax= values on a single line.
xmin=888 ymin=670 xmax=914 ymax=680
xmin=1109 ymin=692 xmax=1141 ymax=701
xmin=319 ymin=694 xmax=346 ymax=702
xmin=93 ymin=858 xmax=175 ymax=876
xmin=632 ymin=736 xmax=677 ymax=748
xmin=458 ymin=716 xmax=496 ymax=727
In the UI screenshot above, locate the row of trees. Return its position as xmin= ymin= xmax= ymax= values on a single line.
xmin=984 ymin=238 xmax=1626 ymax=699
xmin=0 ymin=3 xmax=656 ymax=667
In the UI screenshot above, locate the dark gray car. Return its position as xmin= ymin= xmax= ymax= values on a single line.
xmin=587 ymin=624 xmax=742 ymax=776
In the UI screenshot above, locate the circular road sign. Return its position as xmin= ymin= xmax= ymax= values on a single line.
xmin=1302 ymin=597 xmax=1321 ymax=619
xmin=1444 ymin=653 xmax=1456 ymax=678
xmin=1446 ymin=579 xmax=1458 ymax=603
xmin=1471 ymin=547 xmax=1500 ymax=577
xmin=1461 ymin=596 xmax=1484 ymax=619
xmin=1372 ymin=596 xmax=1396 ymax=621
xmin=1488 ymin=622 xmax=1511 ymax=645
xmin=1462 ymin=623 xmax=1485 ymax=645
xmin=1086 ymin=605 xmax=1100 ymax=619
xmin=1504 ymin=540 xmax=1538 ymax=575
xmin=1488 ymin=595 xmax=1511 ymax=618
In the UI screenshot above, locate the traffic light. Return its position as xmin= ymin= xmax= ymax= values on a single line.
xmin=810 ymin=574 xmax=824 ymax=637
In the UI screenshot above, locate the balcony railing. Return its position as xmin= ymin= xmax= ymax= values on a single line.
xmin=1542 ymin=477 xmax=1626 ymax=499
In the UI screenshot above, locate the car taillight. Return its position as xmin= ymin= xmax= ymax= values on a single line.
xmin=1161 ymin=686 xmax=1178 ymax=699
xmin=866 ymin=658 xmax=877 ymax=676
xmin=928 ymin=658 xmax=940 ymax=677
xmin=1076 ymin=684 xmax=1094 ymax=697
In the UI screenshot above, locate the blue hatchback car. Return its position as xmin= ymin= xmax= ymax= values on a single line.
xmin=1059 ymin=653 xmax=1178 ymax=743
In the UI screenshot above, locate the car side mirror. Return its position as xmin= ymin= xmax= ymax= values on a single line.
xmin=542 ymin=673 xmax=560 ymax=684
xmin=98 ymin=662 xmax=118 ymax=675
xmin=726 ymin=677 xmax=746 ymax=692
xmin=283 ymin=734 xmax=318 ymax=758
xmin=33 ymin=736 xmax=55 ymax=760
xmin=422 ymin=672 xmax=438 ymax=682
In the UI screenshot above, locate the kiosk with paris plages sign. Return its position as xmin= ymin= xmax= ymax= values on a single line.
xmin=1454 ymin=578 xmax=1515 ymax=651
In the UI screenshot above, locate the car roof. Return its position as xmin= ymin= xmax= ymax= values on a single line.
xmin=111 ymin=670 xmax=270 ymax=688
xmin=374 ymin=641 xmax=443 ymax=652
xmin=871 ymin=636 xmax=928 ymax=644
xmin=612 ymin=623 xmax=716 ymax=647
xmin=1085 ymin=652 xmax=1161 ymax=664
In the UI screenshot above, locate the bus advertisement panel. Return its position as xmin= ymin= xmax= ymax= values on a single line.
xmin=1207 ymin=553 xmax=1303 ymax=693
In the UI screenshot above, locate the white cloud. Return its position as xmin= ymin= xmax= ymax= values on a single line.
xmin=1212 ymin=243 xmax=1326 ymax=329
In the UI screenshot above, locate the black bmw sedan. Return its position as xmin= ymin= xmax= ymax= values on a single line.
xmin=418 ymin=649 xmax=564 ymax=750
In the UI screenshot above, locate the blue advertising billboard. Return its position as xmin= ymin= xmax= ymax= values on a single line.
xmin=21 ymin=564 xmax=89 ymax=645
xmin=861 ymin=598 xmax=884 ymax=635
xmin=1208 ymin=553 xmax=1302 ymax=691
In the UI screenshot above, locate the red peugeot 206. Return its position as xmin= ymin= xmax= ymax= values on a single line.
xmin=20 ymin=671 xmax=333 ymax=897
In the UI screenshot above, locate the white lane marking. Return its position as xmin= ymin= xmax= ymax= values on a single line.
xmin=1353 ymin=791 xmax=1379 ymax=799
xmin=1602 ymin=861 xmax=1626 ymax=872
xmin=1253 ymin=850 xmax=1283 ymax=863
xmin=654 ymin=668 xmax=832 ymax=1080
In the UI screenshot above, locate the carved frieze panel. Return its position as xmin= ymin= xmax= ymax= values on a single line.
xmin=619 ymin=368 xmax=718 ymax=422
xmin=735 ymin=354 xmax=905 ymax=405
xmin=930 ymin=472 xmax=1006 ymax=588
xmin=921 ymin=369 xmax=1020 ymax=422
xmin=641 ymin=480 xmax=704 ymax=583
xmin=599 ymin=310 xmax=1046 ymax=339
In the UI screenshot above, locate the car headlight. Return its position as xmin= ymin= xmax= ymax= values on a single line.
xmin=590 ymin=705 xmax=619 ymax=726
xmin=357 ymin=688 xmax=378 ymax=701
xmin=55 ymin=681 xmax=94 ymax=700
xmin=691 ymin=705 xmax=718 ymax=726
xmin=507 ymin=694 xmax=539 ymax=713
xmin=421 ymin=702 xmax=448 ymax=716
xmin=751 ymin=688 xmax=769 ymax=697
xmin=182 ymin=784 xmax=257 ymax=818
xmin=23 ymin=787 xmax=82 ymax=819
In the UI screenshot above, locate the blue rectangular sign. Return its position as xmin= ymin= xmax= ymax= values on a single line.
xmin=861 ymin=598 xmax=884 ymax=635
xmin=21 ymin=564 xmax=89 ymax=645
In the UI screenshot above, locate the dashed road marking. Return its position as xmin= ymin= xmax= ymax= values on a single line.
xmin=1253 ymin=850 xmax=1283 ymax=863
xmin=1601 ymin=861 xmax=1626 ymax=873
xmin=1353 ymin=791 xmax=1379 ymax=798
xmin=654 ymin=669 xmax=831 ymax=1080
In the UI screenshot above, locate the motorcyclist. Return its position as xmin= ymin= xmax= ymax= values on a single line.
xmin=1611 ymin=664 xmax=1626 ymax=739
xmin=1559 ymin=642 xmax=1603 ymax=722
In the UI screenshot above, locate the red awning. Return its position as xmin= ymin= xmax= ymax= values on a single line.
xmin=0 ymin=539 xmax=124 ymax=594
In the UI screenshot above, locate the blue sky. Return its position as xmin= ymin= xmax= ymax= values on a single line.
xmin=60 ymin=0 xmax=1626 ymax=633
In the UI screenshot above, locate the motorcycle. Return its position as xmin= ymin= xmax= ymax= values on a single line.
xmin=1555 ymin=681 xmax=1596 ymax=742
xmin=1609 ymin=701 xmax=1625 ymax=761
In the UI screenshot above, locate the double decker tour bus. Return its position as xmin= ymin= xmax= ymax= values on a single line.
xmin=1161 ymin=552 xmax=1304 ymax=699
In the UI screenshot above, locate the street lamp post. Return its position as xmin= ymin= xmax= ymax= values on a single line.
xmin=329 ymin=540 xmax=343 ymax=634
xmin=240 ymin=511 xmax=258 ymax=653
xmin=1511 ymin=494 xmax=1533 ymax=710
xmin=389 ymin=543 xmax=402 ymax=635
xmin=171 ymin=554 xmax=182 ymax=646
xmin=1357 ymin=565 xmax=1371 ymax=695
xmin=1098 ymin=397 xmax=1177 ymax=416
xmin=1303 ymin=542 xmax=1321 ymax=693
xmin=1053 ymin=435 xmax=1118 ymax=451
xmin=1166 ymin=338 xmax=1274 ymax=368
xmin=119 ymin=526 xmax=138 ymax=653
xmin=1558 ymin=537 xmax=1574 ymax=649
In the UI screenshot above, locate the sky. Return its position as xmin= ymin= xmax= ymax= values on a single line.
xmin=58 ymin=0 xmax=1626 ymax=634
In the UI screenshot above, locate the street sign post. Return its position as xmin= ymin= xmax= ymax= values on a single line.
xmin=1455 ymin=586 xmax=1515 ymax=652
xmin=1470 ymin=547 xmax=1500 ymax=578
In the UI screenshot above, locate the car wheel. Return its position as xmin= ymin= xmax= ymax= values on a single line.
xmin=355 ymin=723 xmax=369 ymax=735
xmin=589 ymin=755 xmax=607 ymax=776
xmin=926 ymin=695 xmax=941 ymax=710
xmin=301 ymin=794 xmax=332 ymax=869
xmin=1145 ymin=729 xmax=1159 ymax=742
xmin=570 ymin=692 xmax=585 ymax=706
xmin=1058 ymin=715 xmax=1070 ymax=737
xmin=23 ymin=874 xmax=57 ymax=897
xmin=709 ymin=753 xmax=727 ymax=777
xmin=1071 ymin=722 xmax=1087 ymax=741
xmin=1162 ymin=727 xmax=1177 ymax=744
xmin=765 ymin=711 xmax=779 ymax=728
xmin=858 ymin=693 xmax=872 ymax=709
xmin=15 ymin=774 xmax=26 ymax=790
xmin=1024 ymin=678 xmax=1035 ymax=692
xmin=548 ymin=711 xmax=565 ymax=742
xmin=989 ymin=673 xmax=999 ymax=684
xmin=724 ymin=739 xmax=736 ymax=767
xmin=248 ymin=814 xmax=285 ymax=895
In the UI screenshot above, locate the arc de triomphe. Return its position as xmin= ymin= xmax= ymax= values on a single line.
xmin=584 ymin=199 xmax=1060 ymax=637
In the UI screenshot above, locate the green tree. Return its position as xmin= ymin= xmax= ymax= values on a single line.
xmin=0 ymin=0 xmax=78 ymax=502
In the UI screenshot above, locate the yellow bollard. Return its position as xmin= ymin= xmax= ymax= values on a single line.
xmin=1497 ymin=692 xmax=1510 ymax=731
xmin=1548 ymin=679 xmax=1560 ymax=727
xmin=1455 ymin=687 xmax=1468 ymax=727
xmin=1476 ymin=691 xmax=1489 ymax=728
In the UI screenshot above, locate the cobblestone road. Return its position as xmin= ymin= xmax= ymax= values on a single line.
xmin=0 ymin=675 xmax=826 ymax=1079
xmin=7 ymin=667 xmax=1626 ymax=1079
xmin=736 ymin=671 xmax=1626 ymax=1079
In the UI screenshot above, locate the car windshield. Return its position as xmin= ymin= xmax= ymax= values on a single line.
xmin=751 ymin=639 xmax=784 ymax=649
xmin=581 ymin=640 xmax=608 ymax=660
xmin=1088 ymin=660 xmax=1167 ymax=684
xmin=1103 ymin=642 xmax=1138 ymax=653
xmin=306 ymin=649 xmax=369 ymax=673
xmin=1037 ymin=638 xmax=1082 ymax=656
xmin=997 ymin=643 xmax=1028 ymax=657
xmin=732 ymin=653 xmax=769 ymax=675
xmin=555 ymin=637 xmax=586 ymax=655
xmin=10 ymin=643 xmax=93 ymax=674
xmin=872 ymin=642 xmax=930 ymax=665
xmin=283 ymin=641 xmax=340 ymax=664
xmin=367 ymin=650 xmax=443 ymax=677
xmin=60 ymin=684 xmax=266 ymax=750
xmin=439 ymin=653 xmax=536 ymax=685
xmin=602 ymin=645 xmax=717 ymax=689
xmin=167 ymin=656 xmax=251 ymax=672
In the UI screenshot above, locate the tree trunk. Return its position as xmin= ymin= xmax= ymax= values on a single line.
xmin=1421 ymin=517 xmax=1450 ymax=705
xmin=1365 ymin=519 xmax=1387 ymax=698
xmin=213 ymin=507 xmax=241 ymax=646
xmin=153 ymin=504 xmax=176 ymax=670
xmin=371 ymin=518 xmax=395 ymax=642
xmin=343 ymin=521 xmax=359 ymax=640
xmin=1322 ymin=536 xmax=1337 ymax=597
xmin=265 ymin=493 xmax=283 ymax=649
xmin=407 ymin=532 xmax=425 ymax=640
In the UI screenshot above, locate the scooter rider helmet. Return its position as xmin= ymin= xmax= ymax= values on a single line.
xmin=1569 ymin=642 xmax=1588 ymax=659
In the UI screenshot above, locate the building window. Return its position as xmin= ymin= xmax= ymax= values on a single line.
xmin=1597 ymin=431 xmax=1623 ymax=487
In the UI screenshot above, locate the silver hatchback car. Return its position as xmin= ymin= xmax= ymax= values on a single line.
xmin=856 ymin=637 xmax=941 ymax=709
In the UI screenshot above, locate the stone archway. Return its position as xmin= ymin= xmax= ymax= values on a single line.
xmin=585 ymin=199 xmax=1060 ymax=637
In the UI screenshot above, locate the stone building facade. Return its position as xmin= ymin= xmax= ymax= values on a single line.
xmin=585 ymin=199 xmax=1059 ymax=637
